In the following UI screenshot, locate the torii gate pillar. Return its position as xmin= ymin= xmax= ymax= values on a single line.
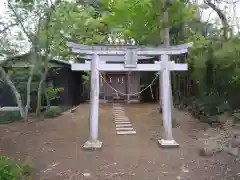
xmin=83 ymin=54 xmax=102 ymax=150
xmin=158 ymin=54 xmax=179 ymax=148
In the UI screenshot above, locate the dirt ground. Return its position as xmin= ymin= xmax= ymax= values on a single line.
xmin=0 ymin=103 xmax=240 ymax=180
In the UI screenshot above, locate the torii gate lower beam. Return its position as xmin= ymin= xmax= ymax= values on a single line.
xmin=71 ymin=61 xmax=187 ymax=71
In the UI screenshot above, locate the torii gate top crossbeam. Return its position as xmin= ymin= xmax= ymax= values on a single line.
xmin=77 ymin=55 xmax=155 ymax=61
xmin=67 ymin=42 xmax=192 ymax=55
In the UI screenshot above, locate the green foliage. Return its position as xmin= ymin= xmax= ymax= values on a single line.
xmin=101 ymin=0 xmax=196 ymax=45
xmin=0 ymin=36 xmax=19 ymax=59
xmin=47 ymin=87 xmax=64 ymax=101
xmin=0 ymin=111 xmax=22 ymax=124
xmin=188 ymin=39 xmax=211 ymax=92
xmin=44 ymin=106 xmax=62 ymax=118
xmin=15 ymin=0 xmax=33 ymax=3
xmin=40 ymin=1 xmax=107 ymax=58
xmin=0 ymin=156 xmax=23 ymax=180
xmin=187 ymin=38 xmax=240 ymax=121
xmin=213 ymin=40 xmax=240 ymax=109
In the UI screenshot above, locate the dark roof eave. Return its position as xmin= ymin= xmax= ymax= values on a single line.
xmin=0 ymin=52 xmax=71 ymax=67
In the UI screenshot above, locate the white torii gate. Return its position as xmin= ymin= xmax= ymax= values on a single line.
xmin=67 ymin=42 xmax=192 ymax=150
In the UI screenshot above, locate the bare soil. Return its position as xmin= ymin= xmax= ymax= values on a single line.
xmin=0 ymin=103 xmax=239 ymax=180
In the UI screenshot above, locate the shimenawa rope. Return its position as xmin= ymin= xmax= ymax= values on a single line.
xmin=99 ymin=73 xmax=159 ymax=96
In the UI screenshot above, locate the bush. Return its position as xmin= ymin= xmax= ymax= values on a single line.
xmin=188 ymin=39 xmax=240 ymax=118
xmin=47 ymin=87 xmax=64 ymax=101
xmin=44 ymin=106 xmax=62 ymax=118
xmin=0 ymin=111 xmax=22 ymax=124
xmin=0 ymin=156 xmax=23 ymax=180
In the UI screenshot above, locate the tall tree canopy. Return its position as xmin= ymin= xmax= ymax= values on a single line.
xmin=100 ymin=0 xmax=196 ymax=45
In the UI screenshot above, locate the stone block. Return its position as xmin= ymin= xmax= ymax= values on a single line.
xmin=158 ymin=139 xmax=179 ymax=148
xmin=83 ymin=140 xmax=102 ymax=151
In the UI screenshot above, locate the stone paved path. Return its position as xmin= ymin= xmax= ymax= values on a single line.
xmin=112 ymin=103 xmax=136 ymax=135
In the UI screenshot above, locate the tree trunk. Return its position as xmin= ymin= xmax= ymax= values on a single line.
xmin=24 ymin=46 xmax=38 ymax=120
xmin=44 ymin=82 xmax=50 ymax=109
xmin=0 ymin=67 xmax=24 ymax=118
xmin=24 ymin=73 xmax=33 ymax=120
xmin=36 ymin=80 xmax=43 ymax=116
xmin=159 ymin=2 xmax=173 ymax=113
xmin=36 ymin=67 xmax=48 ymax=116
xmin=162 ymin=6 xmax=174 ymax=121
xmin=35 ymin=0 xmax=59 ymax=115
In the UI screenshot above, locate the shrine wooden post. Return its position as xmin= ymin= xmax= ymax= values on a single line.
xmin=68 ymin=42 xmax=192 ymax=150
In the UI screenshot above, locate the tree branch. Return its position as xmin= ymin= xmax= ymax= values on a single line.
xmin=204 ymin=0 xmax=230 ymax=40
xmin=7 ymin=0 xmax=33 ymax=42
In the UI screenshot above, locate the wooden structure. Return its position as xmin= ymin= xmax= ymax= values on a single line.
xmin=76 ymin=55 xmax=156 ymax=103
xmin=99 ymin=72 xmax=140 ymax=103
xmin=68 ymin=42 xmax=192 ymax=150
xmin=0 ymin=53 xmax=86 ymax=109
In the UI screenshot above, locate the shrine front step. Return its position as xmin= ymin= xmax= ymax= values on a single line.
xmin=112 ymin=104 xmax=136 ymax=135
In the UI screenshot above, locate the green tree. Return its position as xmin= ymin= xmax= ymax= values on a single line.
xmin=5 ymin=0 xmax=53 ymax=119
xmin=100 ymin=0 xmax=196 ymax=45
xmin=1 ymin=0 xmax=110 ymax=119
